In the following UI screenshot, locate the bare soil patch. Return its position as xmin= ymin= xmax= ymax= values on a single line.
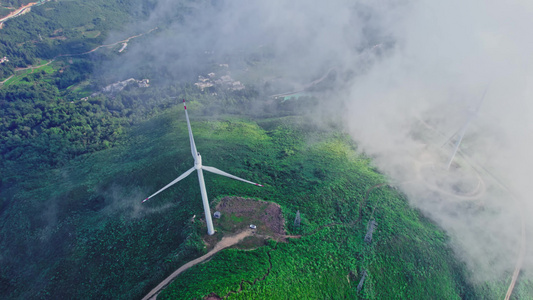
xmin=204 ymin=292 xmax=222 ymax=300
xmin=212 ymin=197 xmax=286 ymax=247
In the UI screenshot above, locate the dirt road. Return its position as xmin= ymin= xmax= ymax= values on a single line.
xmin=60 ymin=27 xmax=157 ymax=57
xmin=0 ymin=2 xmax=38 ymax=24
xmin=504 ymin=207 xmax=526 ymax=300
xmin=142 ymin=229 xmax=253 ymax=300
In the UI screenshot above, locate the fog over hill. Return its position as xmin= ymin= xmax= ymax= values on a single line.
xmin=107 ymin=0 xmax=533 ymax=281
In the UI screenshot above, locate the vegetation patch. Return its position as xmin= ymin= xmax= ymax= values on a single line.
xmin=82 ymin=30 xmax=101 ymax=38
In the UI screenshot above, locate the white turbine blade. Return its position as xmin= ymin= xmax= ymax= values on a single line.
xmin=143 ymin=167 xmax=196 ymax=202
xmin=445 ymin=119 xmax=471 ymax=170
xmin=202 ymin=165 xmax=263 ymax=187
xmin=183 ymin=99 xmax=198 ymax=161
xmin=441 ymin=127 xmax=462 ymax=148
xmin=445 ymin=86 xmax=487 ymax=169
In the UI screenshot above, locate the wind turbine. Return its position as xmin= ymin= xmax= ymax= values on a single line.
xmin=143 ymin=99 xmax=263 ymax=235
xmin=444 ymin=86 xmax=488 ymax=170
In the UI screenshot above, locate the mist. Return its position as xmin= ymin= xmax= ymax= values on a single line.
xmin=338 ymin=0 xmax=533 ymax=280
xmin=105 ymin=0 xmax=533 ymax=282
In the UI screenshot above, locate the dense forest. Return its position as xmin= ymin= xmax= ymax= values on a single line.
xmin=0 ymin=0 xmax=190 ymax=176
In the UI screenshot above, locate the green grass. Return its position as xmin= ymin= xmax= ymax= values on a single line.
xmin=40 ymin=64 xmax=56 ymax=74
xmin=159 ymin=247 xmax=272 ymax=299
xmin=73 ymin=23 xmax=96 ymax=32
xmin=83 ymin=30 xmax=101 ymax=38
xmin=67 ymin=79 xmax=93 ymax=96
xmin=2 ymin=60 xmax=57 ymax=86
xmin=3 ymin=69 xmax=32 ymax=86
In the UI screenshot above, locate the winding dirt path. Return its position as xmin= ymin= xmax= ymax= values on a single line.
xmin=56 ymin=27 xmax=158 ymax=57
xmin=444 ymin=148 xmax=526 ymax=300
xmin=417 ymin=117 xmax=527 ymax=299
xmin=0 ymin=75 xmax=14 ymax=84
xmin=13 ymin=59 xmax=53 ymax=72
xmin=505 ymin=207 xmax=526 ymax=300
xmin=142 ymin=229 xmax=253 ymax=300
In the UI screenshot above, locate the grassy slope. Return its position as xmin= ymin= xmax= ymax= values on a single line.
xmin=2 ymin=102 xmax=529 ymax=299
xmin=153 ymin=110 xmax=476 ymax=299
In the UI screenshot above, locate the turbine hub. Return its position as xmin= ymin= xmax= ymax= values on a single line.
xmin=195 ymin=152 xmax=202 ymax=169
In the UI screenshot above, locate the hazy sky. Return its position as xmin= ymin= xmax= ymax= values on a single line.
xmin=112 ymin=0 xmax=533 ymax=280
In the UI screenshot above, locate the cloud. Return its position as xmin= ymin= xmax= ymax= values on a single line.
xmin=340 ymin=0 xmax=533 ymax=279
xmin=108 ymin=0 xmax=533 ymax=280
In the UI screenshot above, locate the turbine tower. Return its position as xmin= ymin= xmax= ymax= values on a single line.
xmin=444 ymin=86 xmax=488 ymax=170
xmin=143 ymin=99 xmax=263 ymax=235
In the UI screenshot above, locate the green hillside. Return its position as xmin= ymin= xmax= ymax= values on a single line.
xmin=0 ymin=105 xmax=474 ymax=299
xmin=156 ymin=115 xmax=475 ymax=299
